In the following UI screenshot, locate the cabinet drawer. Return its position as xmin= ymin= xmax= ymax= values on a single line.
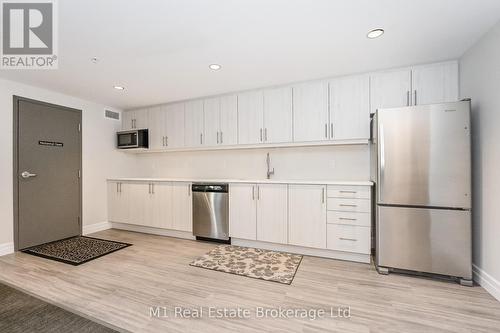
xmin=327 ymin=224 xmax=370 ymax=254
xmin=327 ymin=198 xmax=371 ymax=213
xmin=327 ymin=185 xmax=370 ymax=199
xmin=327 ymin=211 xmax=371 ymax=227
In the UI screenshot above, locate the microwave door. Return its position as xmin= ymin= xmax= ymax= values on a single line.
xmin=118 ymin=131 xmax=138 ymax=148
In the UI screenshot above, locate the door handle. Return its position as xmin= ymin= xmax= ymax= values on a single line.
xmin=260 ymin=128 xmax=263 ymax=142
xmin=324 ymin=123 xmax=328 ymax=138
xmin=413 ymin=90 xmax=417 ymax=105
xmin=217 ymin=131 xmax=220 ymax=144
xmin=220 ymin=131 xmax=223 ymax=144
xmin=322 ymin=188 xmax=325 ymax=204
xmin=252 ymin=186 xmax=255 ymax=200
xmin=406 ymin=91 xmax=410 ymax=106
xmin=330 ymin=123 xmax=333 ymax=138
xmin=264 ymin=128 xmax=268 ymax=142
xmin=21 ymin=171 xmax=37 ymax=179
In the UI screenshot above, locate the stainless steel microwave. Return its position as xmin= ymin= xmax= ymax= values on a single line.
xmin=117 ymin=129 xmax=149 ymax=149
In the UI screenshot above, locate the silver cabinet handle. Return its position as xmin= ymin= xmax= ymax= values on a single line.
xmin=116 ymin=182 xmax=119 ymax=193
xmin=257 ymin=186 xmax=260 ymax=200
xmin=119 ymin=182 xmax=122 ymax=193
xmin=264 ymin=128 xmax=268 ymax=142
xmin=339 ymin=190 xmax=357 ymax=194
xmin=260 ymin=128 xmax=263 ymax=142
xmin=339 ymin=237 xmax=357 ymax=242
xmin=220 ymin=131 xmax=223 ymax=144
xmin=21 ymin=171 xmax=37 ymax=179
xmin=166 ymin=136 xmax=168 ymax=147
xmin=148 ymin=183 xmax=151 ymax=194
xmin=324 ymin=123 xmax=328 ymax=138
xmin=339 ymin=217 xmax=357 ymax=221
xmin=217 ymin=131 xmax=220 ymax=144
xmin=322 ymin=187 xmax=325 ymax=204
xmin=152 ymin=183 xmax=155 ymax=194
xmin=252 ymin=186 xmax=255 ymax=200
xmin=340 ymin=204 xmax=357 ymax=207
xmin=330 ymin=123 xmax=333 ymax=138
xmin=162 ymin=136 xmax=165 ymax=146
xmin=200 ymin=133 xmax=203 ymax=145
xmin=406 ymin=91 xmax=410 ymax=106
xmin=413 ymin=90 xmax=417 ymax=105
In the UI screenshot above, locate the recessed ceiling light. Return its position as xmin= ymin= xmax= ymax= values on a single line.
xmin=91 ymin=57 xmax=99 ymax=63
xmin=114 ymin=86 xmax=125 ymax=91
xmin=367 ymin=29 xmax=384 ymax=39
xmin=209 ymin=63 xmax=222 ymax=71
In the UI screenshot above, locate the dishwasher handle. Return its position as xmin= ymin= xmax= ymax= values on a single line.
xmin=191 ymin=184 xmax=228 ymax=193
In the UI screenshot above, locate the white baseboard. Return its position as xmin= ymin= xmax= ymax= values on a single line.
xmin=232 ymin=238 xmax=371 ymax=264
xmin=83 ymin=221 xmax=112 ymax=235
xmin=110 ymin=222 xmax=196 ymax=240
xmin=473 ymin=264 xmax=500 ymax=302
xmin=0 ymin=242 xmax=14 ymax=256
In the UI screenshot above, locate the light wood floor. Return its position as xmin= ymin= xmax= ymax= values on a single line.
xmin=0 ymin=229 xmax=499 ymax=333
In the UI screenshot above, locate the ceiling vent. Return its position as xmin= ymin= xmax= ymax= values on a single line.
xmin=105 ymin=109 xmax=120 ymax=120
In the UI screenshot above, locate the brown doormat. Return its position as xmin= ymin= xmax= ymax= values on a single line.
xmin=190 ymin=245 xmax=303 ymax=285
xmin=22 ymin=236 xmax=131 ymax=266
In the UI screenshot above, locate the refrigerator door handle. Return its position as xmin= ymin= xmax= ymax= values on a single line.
xmin=378 ymin=123 xmax=385 ymax=202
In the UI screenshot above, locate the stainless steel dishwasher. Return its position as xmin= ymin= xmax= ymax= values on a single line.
xmin=192 ymin=183 xmax=229 ymax=242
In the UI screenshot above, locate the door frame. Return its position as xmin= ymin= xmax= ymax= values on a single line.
xmin=13 ymin=95 xmax=83 ymax=251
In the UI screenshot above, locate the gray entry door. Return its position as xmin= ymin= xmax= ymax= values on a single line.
xmin=16 ymin=98 xmax=82 ymax=249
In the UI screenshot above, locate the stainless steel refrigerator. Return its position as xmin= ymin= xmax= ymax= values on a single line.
xmin=372 ymin=100 xmax=472 ymax=285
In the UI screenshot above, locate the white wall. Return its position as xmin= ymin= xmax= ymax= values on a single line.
xmin=135 ymin=145 xmax=370 ymax=181
xmin=0 ymin=78 xmax=137 ymax=245
xmin=460 ymin=20 xmax=500 ymax=299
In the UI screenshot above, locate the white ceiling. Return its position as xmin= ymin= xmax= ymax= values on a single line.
xmin=1 ymin=0 xmax=500 ymax=110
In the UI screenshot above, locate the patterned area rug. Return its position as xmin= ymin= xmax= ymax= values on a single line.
xmin=190 ymin=245 xmax=303 ymax=284
xmin=22 ymin=236 xmax=131 ymax=266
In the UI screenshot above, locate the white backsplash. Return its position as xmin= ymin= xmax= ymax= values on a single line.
xmin=134 ymin=144 xmax=370 ymax=181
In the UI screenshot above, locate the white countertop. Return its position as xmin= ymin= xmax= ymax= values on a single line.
xmin=107 ymin=177 xmax=373 ymax=186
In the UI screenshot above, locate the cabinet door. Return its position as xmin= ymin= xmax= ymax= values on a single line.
xmin=263 ymin=87 xmax=292 ymax=144
xmin=203 ymin=97 xmax=220 ymax=147
xmin=165 ymin=103 xmax=185 ymax=148
xmin=121 ymin=111 xmax=134 ymax=130
xmin=184 ymin=100 xmax=205 ymax=147
xmin=288 ymin=184 xmax=327 ymax=249
xmin=329 ymin=75 xmax=370 ymax=140
xmin=370 ymin=69 xmax=411 ymax=114
xmin=238 ymin=91 xmax=264 ymax=145
xmin=108 ymin=182 xmax=129 ymax=223
xmin=134 ymin=109 xmax=149 ymax=129
xmin=256 ymin=184 xmax=288 ymax=244
xmin=151 ymin=182 xmax=173 ymax=229
xmin=219 ymin=95 xmax=238 ymax=146
xmin=128 ymin=183 xmax=149 ymax=226
xmin=229 ymin=184 xmax=257 ymax=240
xmin=292 ymin=81 xmax=329 ymax=142
xmin=148 ymin=106 xmax=166 ymax=149
xmin=411 ymin=62 xmax=459 ymax=106
xmin=171 ymin=182 xmax=192 ymax=232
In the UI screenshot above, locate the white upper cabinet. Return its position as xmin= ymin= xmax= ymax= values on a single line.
xmin=184 ymin=100 xmax=205 ymax=147
xmin=203 ymin=95 xmax=238 ymax=146
xmin=329 ymin=75 xmax=370 ymax=140
xmin=203 ymin=97 xmax=220 ymax=147
xmin=263 ymin=87 xmax=293 ymax=144
xmin=238 ymin=91 xmax=264 ymax=145
xmin=288 ymin=184 xmax=327 ymax=249
xmin=256 ymin=184 xmax=288 ymax=244
xmin=293 ymin=81 xmax=329 ymax=143
xmin=229 ymin=183 xmax=257 ymax=240
xmin=122 ymin=108 xmax=149 ymax=130
xmin=219 ymin=95 xmax=238 ymax=146
xmin=411 ymin=61 xmax=459 ymax=106
xmin=370 ymin=69 xmax=411 ymax=114
xmin=148 ymin=106 xmax=165 ymax=149
xmin=164 ymin=103 xmax=185 ymax=148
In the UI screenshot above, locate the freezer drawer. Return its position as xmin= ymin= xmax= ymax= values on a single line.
xmin=377 ymin=205 xmax=471 ymax=279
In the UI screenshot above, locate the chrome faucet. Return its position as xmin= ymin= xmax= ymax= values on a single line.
xmin=266 ymin=153 xmax=275 ymax=179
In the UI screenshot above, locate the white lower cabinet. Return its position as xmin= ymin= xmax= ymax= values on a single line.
xmin=229 ymin=184 xmax=257 ymax=240
xmin=171 ymin=182 xmax=193 ymax=232
xmin=108 ymin=181 xmax=130 ymax=223
xmin=288 ymin=184 xmax=327 ymax=249
xmin=256 ymin=184 xmax=288 ymax=244
xmin=128 ymin=182 xmax=149 ymax=226
xmin=327 ymin=224 xmax=370 ymax=254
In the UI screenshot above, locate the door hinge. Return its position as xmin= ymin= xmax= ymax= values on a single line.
xmin=78 ymin=170 xmax=81 ymax=178
xmin=78 ymin=123 xmax=81 ymax=132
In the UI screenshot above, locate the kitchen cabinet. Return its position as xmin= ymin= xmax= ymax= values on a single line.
xmin=128 ymin=182 xmax=149 ymax=226
xmin=263 ymin=87 xmax=293 ymax=144
xmin=292 ymin=81 xmax=329 ymax=142
xmin=238 ymin=91 xmax=264 ymax=145
xmin=149 ymin=182 xmax=173 ymax=229
xmin=256 ymin=184 xmax=288 ymax=244
xmin=107 ymin=181 xmax=130 ymax=223
xmin=148 ymin=106 xmax=165 ymax=149
xmin=229 ymin=183 xmax=257 ymax=240
xmin=411 ymin=62 xmax=459 ymax=106
xmin=122 ymin=108 xmax=149 ymax=130
xmin=164 ymin=103 xmax=185 ymax=148
xmin=329 ymin=75 xmax=370 ymax=140
xmin=204 ymin=95 xmax=238 ymax=146
xmin=184 ymin=100 xmax=205 ymax=147
xmin=370 ymin=69 xmax=412 ymax=114
xmin=288 ymin=184 xmax=327 ymax=249
xmin=171 ymin=182 xmax=192 ymax=232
